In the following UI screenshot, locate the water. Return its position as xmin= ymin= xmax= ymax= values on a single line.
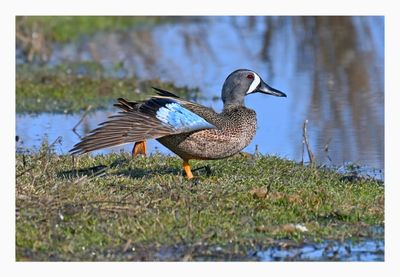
xmin=254 ymin=239 xmax=384 ymax=261
xmin=254 ymin=226 xmax=385 ymax=262
xmin=118 ymin=236 xmax=384 ymax=261
xmin=16 ymin=111 xmax=170 ymax=155
xmin=16 ymin=16 xmax=384 ymax=171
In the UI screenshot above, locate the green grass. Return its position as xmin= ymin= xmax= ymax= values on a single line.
xmin=16 ymin=144 xmax=384 ymax=261
xmin=16 ymin=16 xmax=174 ymax=43
xmin=16 ymin=63 xmax=201 ymax=113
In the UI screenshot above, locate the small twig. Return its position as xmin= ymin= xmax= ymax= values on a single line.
xmin=71 ymin=155 xmax=76 ymax=170
xmin=192 ymin=165 xmax=212 ymax=176
xmin=48 ymin=136 xmax=62 ymax=150
xmin=122 ymin=239 xmax=132 ymax=253
xmin=30 ymin=174 xmax=37 ymax=187
xmin=324 ymin=138 xmax=332 ymax=162
xmin=72 ymin=175 xmax=89 ymax=185
xmin=22 ymin=154 xmax=26 ymax=168
xmin=72 ymin=105 xmax=92 ymax=138
xmin=302 ymin=120 xmax=316 ymax=165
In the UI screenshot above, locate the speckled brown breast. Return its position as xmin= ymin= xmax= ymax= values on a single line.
xmin=157 ymin=105 xmax=257 ymax=160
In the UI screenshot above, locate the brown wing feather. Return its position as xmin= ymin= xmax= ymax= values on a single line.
xmin=70 ymin=88 xmax=218 ymax=155
xmin=70 ymin=109 xmax=173 ymax=155
xmin=113 ymin=98 xmax=143 ymax=112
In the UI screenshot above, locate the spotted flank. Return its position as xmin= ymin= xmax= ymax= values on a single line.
xmin=156 ymin=101 xmax=215 ymax=132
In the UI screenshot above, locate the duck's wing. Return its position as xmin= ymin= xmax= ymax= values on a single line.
xmin=151 ymin=86 xmax=181 ymax=98
xmin=69 ymin=91 xmax=217 ymax=155
xmin=112 ymin=87 xmax=180 ymax=113
xmin=151 ymin=87 xmax=219 ymax=121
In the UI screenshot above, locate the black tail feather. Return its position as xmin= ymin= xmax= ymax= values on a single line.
xmin=152 ymin=87 xmax=180 ymax=98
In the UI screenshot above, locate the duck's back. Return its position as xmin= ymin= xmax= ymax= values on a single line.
xmin=157 ymin=105 xmax=257 ymax=160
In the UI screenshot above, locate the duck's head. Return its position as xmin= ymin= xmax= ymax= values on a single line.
xmin=221 ymin=69 xmax=286 ymax=106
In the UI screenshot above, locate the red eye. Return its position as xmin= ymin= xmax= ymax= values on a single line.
xmin=247 ymin=74 xmax=254 ymax=79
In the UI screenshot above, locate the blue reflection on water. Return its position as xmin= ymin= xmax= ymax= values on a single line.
xmin=255 ymin=239 xmax=384 ymax=261
xmin=16 ymin=111 xmax=172 ymax=156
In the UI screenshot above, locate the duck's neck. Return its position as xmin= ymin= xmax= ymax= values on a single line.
xmin=221 ymin=86 xmax=246 ymax=106
xmin=222 ymin=103 xmax=246 ymax=112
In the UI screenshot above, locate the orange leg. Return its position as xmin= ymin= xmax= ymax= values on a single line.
xmin=132 ymin=140 xmax=147 ymax=157
xmin=183 ymin=160 xmax=194 ymax=179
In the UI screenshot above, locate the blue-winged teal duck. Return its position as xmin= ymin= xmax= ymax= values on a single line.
xmin=70 ymin=69 xmax=286 ymax=178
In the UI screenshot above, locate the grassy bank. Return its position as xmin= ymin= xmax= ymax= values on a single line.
xmin=16 ymin=145 xmax=384 ymax=261
xmin=16 ymin=16 xmax=174 ymax=43
xmin=16 ymin=63 xmax=201 ymax=113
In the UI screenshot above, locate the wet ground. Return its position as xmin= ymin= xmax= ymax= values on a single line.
xmin=253 ymin=238 xmax=384 ymax=261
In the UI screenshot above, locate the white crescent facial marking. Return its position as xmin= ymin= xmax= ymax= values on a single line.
xmin=246 ymin=73 xmax=261 ymax=94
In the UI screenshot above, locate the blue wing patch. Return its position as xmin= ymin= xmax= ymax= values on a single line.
xmin=156 ymin=102 xmax=216 ymax=132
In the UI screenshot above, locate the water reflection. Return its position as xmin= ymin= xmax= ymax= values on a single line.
xmin=254 ymin=238 xmax=384 ymax=261
xmin=294 ymin=17 xmax=384 ymax=168
xmin=16 ymin=111 xmax=171 ymax=156
xmin=16 ymin=16 xmax=384 ymax=170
